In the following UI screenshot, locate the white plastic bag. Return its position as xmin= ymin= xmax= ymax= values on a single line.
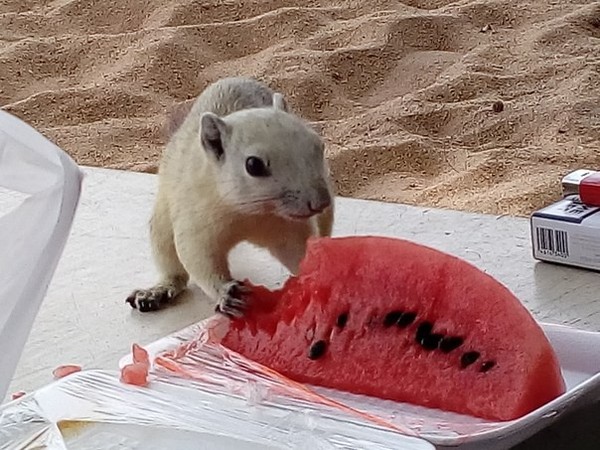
xmin=0 ymin=110 xmax=83 ymax=401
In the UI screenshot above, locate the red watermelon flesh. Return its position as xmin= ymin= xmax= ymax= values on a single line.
xmin=221 ymin=236 xmax=566 ymax=421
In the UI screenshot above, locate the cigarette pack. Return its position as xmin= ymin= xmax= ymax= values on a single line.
xmin=530 ymin=193 xmax=600 ymax=271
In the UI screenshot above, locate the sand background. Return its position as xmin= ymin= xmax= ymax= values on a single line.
xmin=1 ymin=0 xmax=598 ymax=216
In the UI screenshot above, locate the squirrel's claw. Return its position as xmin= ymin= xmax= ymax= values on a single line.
xmin=215 ymin=281 xmax=249 ymax=318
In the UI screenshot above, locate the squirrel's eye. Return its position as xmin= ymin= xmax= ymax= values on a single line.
xmin=245 ymin=156 xmax=270 ymax=177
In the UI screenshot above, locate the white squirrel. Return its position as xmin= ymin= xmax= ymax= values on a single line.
xmin=126 ymin=77 xmax=335 ymax=317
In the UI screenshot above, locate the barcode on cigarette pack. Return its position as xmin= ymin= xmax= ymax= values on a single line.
xmin=535 ymin=227 xmax=569 ymax=257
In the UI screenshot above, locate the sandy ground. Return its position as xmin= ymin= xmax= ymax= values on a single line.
xmin=0 ymin=0 xmax=598 ymax=216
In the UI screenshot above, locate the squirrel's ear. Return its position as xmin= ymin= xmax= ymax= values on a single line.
xmin=272 ymin=92 xmax=288 ymax=112
xmin=200 ymin=112 xmax=230 ymax=161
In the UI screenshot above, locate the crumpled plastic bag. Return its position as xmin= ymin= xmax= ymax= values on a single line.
xmin=0 ymin=110 xmax=83 ymax=401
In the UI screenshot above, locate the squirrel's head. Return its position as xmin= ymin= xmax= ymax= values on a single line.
xmin=198 ymin=94 xmax=333 ymax=221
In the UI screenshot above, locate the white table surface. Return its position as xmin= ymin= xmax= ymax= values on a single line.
xmin=2 ymin=166 xmax=599 ymax=449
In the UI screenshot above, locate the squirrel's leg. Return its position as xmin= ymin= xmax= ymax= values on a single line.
xmin=171 ymin=224 xmax=247 ymax=318
xmin=266 ymin=222 xmax=313 ymax=275
xmin=126 ymin=194 xmax=189 ymax=312
xmin=316 ymin=203 xmax=334 ymax=238
xmin=265 ymin=210 xmax=333 ymax=276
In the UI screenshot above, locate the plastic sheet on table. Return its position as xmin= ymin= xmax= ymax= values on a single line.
xmin=0 ymin=369 xmax=433 ymax=450
xmin=145 ymin=316 xmax=499 ymax=438
xmin=123 ymin=315 xmax=600 ymax=449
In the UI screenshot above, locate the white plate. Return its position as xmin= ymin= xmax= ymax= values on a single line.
xmin=119 ymin=320 xmax=600 ymax=450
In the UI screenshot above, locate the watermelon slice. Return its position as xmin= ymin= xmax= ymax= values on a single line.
xmin=221 ymin=236 xmax=566 ymax=421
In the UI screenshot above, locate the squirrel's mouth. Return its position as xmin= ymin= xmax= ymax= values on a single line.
xmin=287 ymin=212 xmax=315 ymax=220
xmin=280 ymin=206 xmax=318 ymax=220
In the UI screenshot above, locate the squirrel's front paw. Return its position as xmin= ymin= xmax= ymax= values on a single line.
xmin=215 ymin=281 xmax=249 ymax=318
xmin=126 ymin=285 xmax=176 ymax=312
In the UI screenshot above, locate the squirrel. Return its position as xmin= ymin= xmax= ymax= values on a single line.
xmin=126 ymin=77 xmax=335 ymax=317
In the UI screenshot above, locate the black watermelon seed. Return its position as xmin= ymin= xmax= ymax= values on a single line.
xmin=480 ymin=360 xmax=496 ymax=373
xmin=420 ymin=333 xmax=444 ymax=350
xmin=308 ymin=340 xmax=327 ymax=360
xmin=336 ymin=312 xmax=349 ymax=329
xmin=439 ymin=336 xmax=464 ymax=353
xmin=415 ymin=322 xmax=433 ymax=341
xmin=461 ymin=351 xmax=481 ymax=368
xmin=384 ymin=311 xmax=403 ymax=327
xmin=397 ymin=311 xmax=417 ymax=328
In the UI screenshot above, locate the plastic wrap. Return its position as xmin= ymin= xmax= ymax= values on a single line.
xmin=120 ymin=317 xmax=600 ymax=449
xmin=0 ymin=369 xmax=433 ymax=450
xmin=0 ymin=111 xmax=83 ymax=402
